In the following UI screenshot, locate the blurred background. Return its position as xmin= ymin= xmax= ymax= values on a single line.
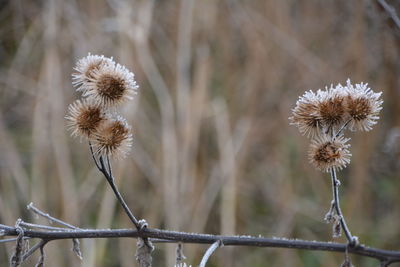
xmin=0 ymin=0 xmax=399 ymax=266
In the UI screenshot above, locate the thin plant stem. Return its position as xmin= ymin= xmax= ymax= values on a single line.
xmin=89 ymin=149 xmax=154 ymax=252
xmin=334 ymin=119 xmax=352 ymax=139
xmin=18 ymin=221 xmax=73 ymax=231
xmin=22 ymin=239 xmax=48 ymax=262
xmin=0 ymin=237 xmax=30 ymax=244
xmin=27 ymin=203 xmax=79 ymax=230
xmin=89 ymin=141 xmax=101 ymax=170
xmin=98 ymin=156 xmax=141 ymax=229
xmin=199 ymin=240 xmax=222 ymax=267
xmin=330 ymin=168 xmax=357 ymax=246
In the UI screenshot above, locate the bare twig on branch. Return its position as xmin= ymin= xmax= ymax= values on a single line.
xmin=22 ymin=239 xmax=48 ymax=262
xmin=1 ymin=225 xmax=400 ymax=264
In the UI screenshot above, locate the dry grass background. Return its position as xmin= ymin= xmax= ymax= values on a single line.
xmin=0 ymin=0 xmax=399 ymax=266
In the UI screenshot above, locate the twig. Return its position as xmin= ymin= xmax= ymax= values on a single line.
xmin=330 ymin=168 xmax=358 ymax=246
xmin=10 ymin=220 xmax=25 ymax=267
xmin=35 ymin=242 xmax=46 ymax=267
xmin=89 ymin=141 xmax=101 ymax=170
xmin=0 ymin=237 xmax=31 ymax=244
xmin=27 ymin=203 xmax=78 ymax=229
xmin=377 ymin=0 xmax=400 ymax=30
xmin=334 ymin=119 xmax=352 ymax=139
xmin=97 ymin=156 xmax=141 ymax=229
xmin=176 ymin=242 xmax=186 ymax=264
xmin=199 ymin=240 xmax=222 ymax=267
xmin=91 ymin=150 xmax=154 ymax=254
xmin=1 ymin=226 xmax=399 ymax=263
xmin=27 ymin=203 xmax=83 ymax=260
xmin=22 ymin=239 xmax=48 ymax=262
xmin=19 ymin=221 xmax=74 ymax=231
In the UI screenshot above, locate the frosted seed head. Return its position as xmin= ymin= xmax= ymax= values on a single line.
xmin=65 ymin=99 xmax=107 ymax=138
xmin=72 ymin=53 xmax=115 ymax=91
xmin=308 ymin=135 xmax=351 ymax=172
xmin=83 ymin=63 xmax=138 ymax=107
xmin=91 ymin=115 xmax=133 ymax=158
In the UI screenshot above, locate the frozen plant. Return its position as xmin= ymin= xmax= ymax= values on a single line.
xmin=290 ymin=79 xmax=383 ymax=261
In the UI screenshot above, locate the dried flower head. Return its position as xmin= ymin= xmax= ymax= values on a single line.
xmin=92 ymin=116 xmax=133 ymax=158
xmin=308 ymin=135 xmax=351 ymax=172
xmin=83 ymin=63 xmax=138 ymax=107
xmin=344 ymin=80 xmax=383 ymax=131
xmin=289 ymin=90 xmax=322 ymax=138
xmin=318 ymin=86 xmax=347 ymax=130
xmin=65 ymin=99 xmax=107 ymax=138
xmin=72 ymin=54 xmax=115 ymax=90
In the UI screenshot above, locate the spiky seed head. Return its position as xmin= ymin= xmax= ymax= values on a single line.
xmin=92 ymin=116 xmax=133 ymax=158
xmin=318 ymin=86 xmax=347 ymax=130
xmin=83 ymin=63 xmax=138 ymax=107
xmin=344 ymin=80 xmax=383 ymax=131
xmin=65 ymin=99 xmax=107 ymax=138
xmin=308 ymin=135 xmax=351 ymax=172
xmin=72 ymin=54 xmax=115 ymax=91
xmin=289 ymin=90 xmax=322 ymax=138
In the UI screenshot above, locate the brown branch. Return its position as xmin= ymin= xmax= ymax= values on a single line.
xmin=1 ymin=225 xmax=400 ymax=264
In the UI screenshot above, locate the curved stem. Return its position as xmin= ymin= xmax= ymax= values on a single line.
xmin=98 ymin=156 xmax=140 ymax=230
xmin=199 ymin=240 xmax=222 ymax=267
xmin=330 ymin=168 xmax=356 ymax=245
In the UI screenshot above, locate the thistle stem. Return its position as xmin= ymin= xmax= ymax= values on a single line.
xmin=334 ymin=119 xmax=352 ymax=139
xmin=98 ymin=156 xmax=141 ymax=229
xmin=330 ymin=168 xmax=357 ymax=246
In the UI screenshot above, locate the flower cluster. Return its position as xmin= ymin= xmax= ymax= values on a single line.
xmin=290 ymin=80 xmax=383 ymax=172
xmin=66 ymin=54 xmax=136 ymax=158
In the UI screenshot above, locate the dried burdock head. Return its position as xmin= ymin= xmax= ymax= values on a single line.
xmin=317 ymin=86 xmax=347 ymax=130
xmin=72 ymin=54 xmax=115 ymax=90
xmin=308 ymin=135 xmax=351 ymax=172
xmin=92 ymin=116 xmax=133 ymax=158
xmin=66 ymin=99 xmax=107 ymax=138
xmin=83 ymin=63 xmax=138 ymax=107
xmin=289 ymin=90 xmax=322 ymax=138
xmin=344 ymin=80 xmax=383 ymax=131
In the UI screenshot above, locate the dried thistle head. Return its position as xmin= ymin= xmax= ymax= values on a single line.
xmin=344 ymin=80 xmax=383 ymax=131
xmin=92 ymin=116 xmax=133 ymax=158
xmin=308 ymin=135 xmax=351 ymax=172
xmin=65 ymin=99 xmax=107 ymax=138
xmin=289 ymin=90 xmax=322 ymax=138
xmin=72 ymin=54 xmax=115 ymax=91
xmin=317 ymin=86 xmax=347 ymax=130
xmin=83 ymin=63 xmax=138 ymax=107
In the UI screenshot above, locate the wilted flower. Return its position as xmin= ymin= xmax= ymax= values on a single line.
xmin=92 ymin=116 xmax=133 ymax=158
xmin=83 ymin=63 xmax=138 ymax=107
xmin=318 ymin=85 xmax=347 ymax=130
xmin=344 ymin=80 xmax=383 ymax=131
xmin=289 ymin=90 xmax=322 ymax=138
xmin=308 ymin=135 xmax=351 ymax=172
xmin=72 ymin=54 xmax=115 ymax=90
xmin=65 ymin=99 xmax=107 ymax=138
